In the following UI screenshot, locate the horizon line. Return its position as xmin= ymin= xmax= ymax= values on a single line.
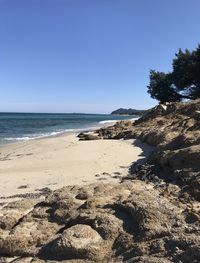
xmin=0 ymin=111 xmax=112 ymax=115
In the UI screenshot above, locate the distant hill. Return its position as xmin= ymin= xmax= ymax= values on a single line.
xmin=111 ymin=108 xmax=147 ymax=115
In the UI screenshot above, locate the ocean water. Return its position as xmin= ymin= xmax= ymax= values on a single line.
xmin=0 ymin=112 xmax=137 ymax=145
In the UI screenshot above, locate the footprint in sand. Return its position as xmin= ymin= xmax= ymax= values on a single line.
xmin=102 ymin=172 xmax=111 ymax=176
xmin=26 ymin=153 xmax=33 ymax=156
xmin=18 ymin=184 xmax=29 ymax=189
xmin=114 ymin=172 xmax=121 ymax=175
xmin=98 ymin=177 xmax=107 ymax=181
xmin=82 ymin=180 xmax=88 ymax=183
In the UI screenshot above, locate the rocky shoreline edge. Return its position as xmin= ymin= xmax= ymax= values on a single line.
xmin=0 ymin=99 xmax=200 ymax=263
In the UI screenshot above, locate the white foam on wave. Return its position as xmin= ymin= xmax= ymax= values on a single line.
xmin=4 ymin=130 xmax=75 ymax=142
xmin=5 ymin=137 xmax=32 ymax=141
xmin=99 ymin=117 xmax=139 ymax=125
xmin=130 ymin=117 xmax=139 ymax=121
xmin=99 ymin=120 xmax=117 ymax=124
xmin=3 ymin=127 xmax=96 ymax=143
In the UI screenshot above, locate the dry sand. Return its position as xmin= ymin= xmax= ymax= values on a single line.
xmin=0 ymin=133 xmax=152 ymax=198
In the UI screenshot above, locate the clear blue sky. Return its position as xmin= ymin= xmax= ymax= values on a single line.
xmin=0 ymin=0 xmax=200 ymax=113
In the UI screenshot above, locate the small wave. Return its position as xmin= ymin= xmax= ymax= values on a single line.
xmin=3 ymin=127 xmax=96 ymax=143
xmin=130 ymin=117 xmax=139 ymax=121
xmin=99 ymin=117 xmax=139 ymax=125
xmin=5 ymin=137 xmax=35 ymax=141
xmin=99 ymin=120 xmax=117 ymax=124
xmin=4 ymin=130 xmax=75 ymax=142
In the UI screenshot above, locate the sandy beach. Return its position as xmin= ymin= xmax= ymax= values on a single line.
xmin=0 ymin=133 xmax=152 ymax=199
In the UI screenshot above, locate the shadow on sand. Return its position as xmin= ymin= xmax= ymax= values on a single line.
xmin=130 ymin=138 xmax=154 ymax=169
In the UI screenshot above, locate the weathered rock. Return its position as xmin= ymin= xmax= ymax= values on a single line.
xmin=50 ymin=224 xmax=103 ymax=260
xmin=75 ymin=190 xmax=92 ymax=200
xmin=0 ymin=199 xmax=40 ymax=230
xmin=0 ymin=181 xmax=199 ymax=262
xmin=78 ymin=132 xmax=100 ymax=140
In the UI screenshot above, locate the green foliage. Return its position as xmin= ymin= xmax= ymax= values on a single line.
xmin=147 ymin=45 xmax=200 ymax=102
xmin=147 ymin=70 xmax=181 ymax=103
xmin=172 ymin=48 xmax=194 ymax=91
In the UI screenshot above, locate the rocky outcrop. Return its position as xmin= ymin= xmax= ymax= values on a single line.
xmin=80 ymin=100 xmax=200 ymax=202
xmin=0 ymin=181 xmax=199 ymax=262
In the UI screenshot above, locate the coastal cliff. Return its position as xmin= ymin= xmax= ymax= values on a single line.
xmin=0 ymin=100 xmax=200 ymax=262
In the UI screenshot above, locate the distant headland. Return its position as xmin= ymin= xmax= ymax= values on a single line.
xmin=111 ymin=108 xmax=147 ymax=115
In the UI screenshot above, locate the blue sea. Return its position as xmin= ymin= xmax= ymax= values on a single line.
xmin=0 ymin=112 xmax=137 ymax=145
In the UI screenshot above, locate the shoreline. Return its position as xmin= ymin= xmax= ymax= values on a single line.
xmin=0 ymin=117 xmax=139 ymax=147
xmin=0 ymin=130 xmax=153 ymax=201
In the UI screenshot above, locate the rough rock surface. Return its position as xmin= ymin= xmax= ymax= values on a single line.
xmin=1 ymin=100 xmax=200 ymax=262
xmin=0 ymin=181 xmax=199 ymax=262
